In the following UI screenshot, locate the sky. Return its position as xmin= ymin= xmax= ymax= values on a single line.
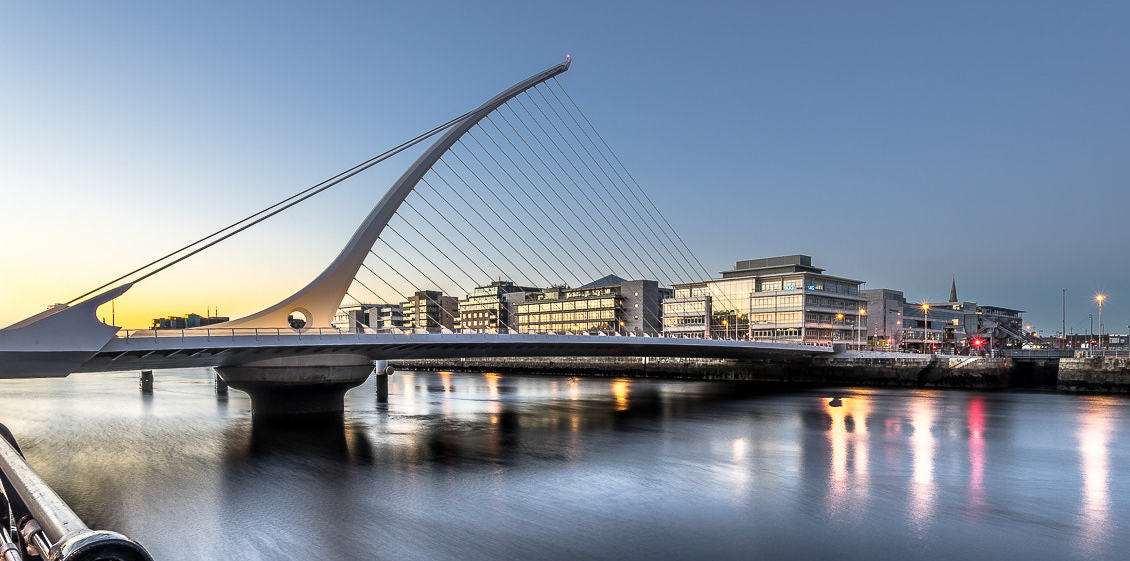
xmin=2 ymin=1 xmax=1128 ymax=333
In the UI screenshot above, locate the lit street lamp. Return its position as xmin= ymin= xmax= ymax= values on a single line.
xmin=835 ymin=313 xmax=845 ymax=344
xmin=857 ymin=307 xmax=867 ymax=350
xmin=921 ymin=303 xmax=931 ymax=354
xmin=1095 ymin=293 xmax=1107 ymax=357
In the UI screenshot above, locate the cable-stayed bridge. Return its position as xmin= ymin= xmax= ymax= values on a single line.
xmin=0 ymin=56 xmax=831 ymax=417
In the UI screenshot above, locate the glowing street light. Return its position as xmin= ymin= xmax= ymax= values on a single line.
xmin=921 ymin=302 xmax=931 ymax=354
xmin=856 ymin=307 xmax=867 ymax=350
xmin=1095 ymin=293 xmax=1107 ymax=357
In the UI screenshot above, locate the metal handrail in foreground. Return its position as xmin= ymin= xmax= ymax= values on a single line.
xmin=0 ymin=425 xmax=152 ymax=561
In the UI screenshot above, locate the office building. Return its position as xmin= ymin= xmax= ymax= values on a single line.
xmin=402 ymin=290 xmax=459 ymax=333
xmin=458 ymin=281 xmax=539 ymax=333
xmin=367 ymin=304 xmax=405 ymax=332
xmin=516 ymin=275 xmax=670 ymax=335
xmin=864 ymin=278 xmax=1026 ymax=352
xmin=662 ymin=255 xmax=868 ymax=344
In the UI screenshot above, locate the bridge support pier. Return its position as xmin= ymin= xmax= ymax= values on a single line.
xmin=139 ymin=370 xmax=153 ymax=393
xmin=374 ymin=360 xmax=391 ymax=403
xmin=216 ymin=354 xmax=373 ymax=420
xmin=213 ymin=369 xmax=228 ymax=396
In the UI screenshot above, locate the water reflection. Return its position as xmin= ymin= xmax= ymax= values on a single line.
xmin=909 ymin=394 xmax=936 ymax=528
xmin=823 ymin=393 xmax=871 ymax=512
xmin=967 ymin=396 xmax=986 ymax=513
xmin=1078 ymin=396 xmax=1116 ymax=554
xmin=1 ymin=371 xmax=1128 ymax=560
xmin=611 ymin=378 xmax=631 ymax=411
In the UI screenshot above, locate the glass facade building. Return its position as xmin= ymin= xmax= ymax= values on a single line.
xmin=516 ymin=275 xmax=670 ymax=335
xmin=457 ymin=281 xmax=539 ymax=333
xmin=402 ymin=290 xmax=459 ymax=333
xmin=663 ymin=255 xmax=868 ymax=344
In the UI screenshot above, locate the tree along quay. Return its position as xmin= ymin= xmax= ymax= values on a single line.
xmin=391 ymin=355 xmax=1130 ymax=393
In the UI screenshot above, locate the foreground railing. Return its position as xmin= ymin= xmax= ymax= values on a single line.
xmin=0 ymin=424 xmax=152 ymax=561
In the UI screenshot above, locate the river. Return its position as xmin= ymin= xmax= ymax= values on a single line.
xmin=0 ymin=369 xmax=1126 ymax=560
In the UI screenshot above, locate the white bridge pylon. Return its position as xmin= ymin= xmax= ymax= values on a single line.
xmin=216 ymin=57 xmax=572 ymax=329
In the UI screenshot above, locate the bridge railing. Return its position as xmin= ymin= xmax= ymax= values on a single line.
xmin=117 ymin=327 xmax=358 ymax=340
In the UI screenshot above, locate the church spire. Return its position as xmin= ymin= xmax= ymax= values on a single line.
xmin=949 ymin=276 xmax=958 ymax=303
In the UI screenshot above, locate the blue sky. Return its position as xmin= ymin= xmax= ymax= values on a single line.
xmin=2 ymin=1 xmax=1127 ymax=331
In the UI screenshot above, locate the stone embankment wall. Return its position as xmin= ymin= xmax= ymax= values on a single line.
xmin=390 ymin=354 xmax=1017 ymax=390
xmin=1058 ymin=358 xmax=1130 ymax=393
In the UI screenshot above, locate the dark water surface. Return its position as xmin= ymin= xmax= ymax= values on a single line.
xmin=0 ymin=369 xmax=1127 ymax=560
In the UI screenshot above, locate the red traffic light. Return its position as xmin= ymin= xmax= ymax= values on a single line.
xmin=971 ymin=337 xmax=985 ymax=348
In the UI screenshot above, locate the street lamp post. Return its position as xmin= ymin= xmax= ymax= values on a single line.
xmin=835 ymin=313 xmax=845 ymax=345
xmin=1088 ymin=314 xmax=1094 ymax=357
xmin=1095 ymin=293 xmax=1106 ymax=357
xmin=921 ymin=303 xmax=931 ymax=354
xmin=857 ymin=307 xmax=867 ymax=350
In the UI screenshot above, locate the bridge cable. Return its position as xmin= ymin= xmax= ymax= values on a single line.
xmin=535 ymin=84 xmax=698 ymax=285
xmin=387 ymin=206 xmax=523 ymax=329
xmin=498 ymin=103 xmax=647 ymax=281
xmin=550 ymin=78 xmax=748 ymax=336
xmin=365 ymin=250 xmax=461 ymax=329
xmin=356 ymin=261 xmax=448 ymax=332
xmin=417 ymin=177 xmax=539 ymax=287
xmin=538 ymin=83 xmax=741 ymax=333
xmin=548 ymin=80 xmax=706 ymax=287
xmin=508 ymin=98 xmax=671 ymax=334
xmin=440 ymin=152 xmax=569 ymax=287
xmin=448 ymin=142 xmax=585 ymax=286
xmin=65 ymin=107 xmax=478 ymax=306
xmin=507 ymin=98 xmax=655 ymax=283
xmin=484 ymin=113 xmax=623 ymax=278
xmin=399 ymin=198 xmax=499 ymax=282
xmin=516 ymin=93 xmax=673 ymax=290
xmin=551 ymin=78 xmax=720 ymax=292
xmin=494 ymin=103 xmax=665 ymax=333
xmin=531 ymin=85 xmax=687 ymax=286
xmin=431 ymin=160 xmax=556 ymax=288
xmin=464 ymin=129 xmax=602 ymax=282
xmin=472 ymin=120 xmax=667 ymax=334
xmin=384 ymin=225 xmax=472 ymax=299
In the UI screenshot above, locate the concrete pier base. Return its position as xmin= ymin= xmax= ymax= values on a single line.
xmin=139 ymin=370 xmax=153 ymax=393
xmin=216 ymin=354 xmax=373 ymax=419
xmin=214 ymin=369 xmax=229 ymax=396
xmin=375 ymin=359 xmax=391 ymax=403
xmin=376 ymin=373 xmax=389 ymax=403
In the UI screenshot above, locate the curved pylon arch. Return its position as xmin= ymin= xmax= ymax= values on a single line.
xmin=217 ymin=57 xmax=572 ymax=328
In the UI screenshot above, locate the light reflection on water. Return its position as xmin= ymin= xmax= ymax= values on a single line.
xmin=0 ymin=369 xmax=1127 ymax=561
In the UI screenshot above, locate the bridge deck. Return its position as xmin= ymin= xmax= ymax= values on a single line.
xmin=74 ymin=333 xmax=831 ymax=373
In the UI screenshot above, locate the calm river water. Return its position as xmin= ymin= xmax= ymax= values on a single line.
xmin=0 ymin=369 xmax=1127 ymax=560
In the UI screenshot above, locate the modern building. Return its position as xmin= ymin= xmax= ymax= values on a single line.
xmin=516 ymin=275 xmax=670 ymax=335
xmin=185 ymin=313 xmax=229 ymax=328
xmin=457 ymin=281 xmax=539 ymax=333
xmin=151 ymin=316 xmax=187 ymax=330
xmin=152 ymin=313 xmax=229 ymax=330
xmin=367 ymin=304 xmax=405 ymax=332
xmin=864 ymin=278 xmax=1026 ymax=353
xmin=662 ymin=255 xmax=868 ymax=344
xmin=402 ymin=290 xmax=459 ymax=333
xmin=332 ymin=305 xmax=375 ymax=332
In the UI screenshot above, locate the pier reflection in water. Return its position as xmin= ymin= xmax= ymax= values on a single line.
xmin=0 ymin=369 xmax=1127 ymax=560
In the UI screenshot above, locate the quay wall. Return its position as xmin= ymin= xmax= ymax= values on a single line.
xmin=389 ymin=354 xmax=1022 ymax=390
xmin=1058 ymin=357 xmax=1130 ymax=393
